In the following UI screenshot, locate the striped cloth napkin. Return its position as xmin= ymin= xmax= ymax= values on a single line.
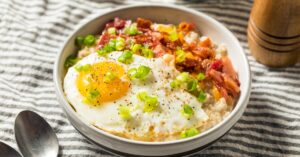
xmin=1 ymin=0 xmax=299 ymax=156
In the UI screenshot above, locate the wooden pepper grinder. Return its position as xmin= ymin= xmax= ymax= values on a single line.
xmin=247 ymin=0 xmax=300 ymax=67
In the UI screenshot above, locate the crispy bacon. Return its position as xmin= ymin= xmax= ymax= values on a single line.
xmin=153 ymin=44 xmax=166 ymax=57
xmin=98 ymin=32 xmax=110 ymax=47
xmin=113 ymin=17 xmax=126 ymax=29
xmin=198 ymin=37 xmax=212 ymax=48
xmin=207 ymin=69 xmax=223 ymax=85
xmin=222 ymin=57 xmax=239 ymax=84
xmin=192 ymin=47 xmax=215 ymax=60
xmin=223 ymin=74 xmax=240 ymax=97
xmin=178 ymin=22 xmax=195 ymax=32
xmin=137 ymin=18 xmax=152 ymax=28
xmin=209 ymin=59 xmax=223 ymax=71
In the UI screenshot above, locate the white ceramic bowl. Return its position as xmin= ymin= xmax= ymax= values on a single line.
xmin=54 ymin=4 xmax=251 ymax=156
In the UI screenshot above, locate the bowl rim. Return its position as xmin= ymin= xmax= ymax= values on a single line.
xmin=54 ymin=4 xmax=251 ymax=146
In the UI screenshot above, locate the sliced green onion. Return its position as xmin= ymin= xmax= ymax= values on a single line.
xmin=88 ymin=89 xmax=100 ymax=99
xmin=97 ymin=39 xmax=117 ymax=56
xmin=131 ymin=44 xmax=142 ymax=53
xmin=107 ymin=39 xmax=116 ymax=51
xmin=96 ymin=49 xmax=108 ymax=56
xmin=137 ymin=92 xmax=159 ymax=112
xmin=128 ymin=65 xmax=151 ymax=80
xmin=180 ymin=128 xmax=199 ymax=138
xmin=107 ymin=27 xmax=116 ymax=35
xmin=181 ymin=104 xmax=194 ymax=118
xmin=197 ymin=91 xmax=206 ymax=103
xmin=175 ymin=49 xmax=186 ymax=63
xmin=127 ymin=68 xmax=137 ymax=79
xmin=137 ymin=92 xmax=148 ymax=101
xmin=64 ymin=55 xmax=79 ymax=68
xmin=82 ymin=89 xmax=100 ymax=104
xmin=143 ymin=96 xmax=158 ymax=112
xmin=75 ymin=64 xmax=92 ymax=72
xmin=125 ymin=24 xmax=138 ymax=36
xmin=187 ymin=79 xmax=198 ymax=92
xmin=75 ymin=36 xmax=84 ymax=47
xmin=116 ymin=37 xmax=126 ymax=51
xmin=169 ymin=31 xmax=178 ymax=41
xmin=170 ymin=80 xmax=179 ymax=89
xmin=104 ymin=72 xmax=117 ymax=83
xmin=118 ymin=105 xmax=132 ymax=120
xmin=197 ymin=73 xmax=205 ymax=81
xmin=135 ymin=66 xmax=151 ymax=80
xmin=84 ymin=35 xmax=96 ymax=46
xmin=176 ymin=72 xmax=190 ymax=83
xmin=118 ymin=50 xmax=133 ymax=64
xmin=141 ymin=47 xmax=154 ymax=58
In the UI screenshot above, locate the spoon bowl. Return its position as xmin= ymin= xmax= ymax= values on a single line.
xmin=14 ymin=110 xmax=59 ymax=157
xmin=0 ymin=141 xmax=22 ymax=157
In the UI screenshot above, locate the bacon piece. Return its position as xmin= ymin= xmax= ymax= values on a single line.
xmin=201 ymin=59 xmax=212 ymax=70
xmin=192 ymin=47 xmax=215 ymax=60
xmin=153 ymin=44 xmax=166 ymax=57
xmin=209 ymin=59 xmax=223 ymax=71
xmin=98 ymin=33 xmax=110 ymax=47
xmin=222 ymin=57 xmax=239 ymax=83
xmin=137 ymin=18 xmax=152 ymax=28
xmin=223 ymin=74 xmax=240 ymax=97
xmin=178 ymin=22 xmax=195 ymax=32
xmin=219 ymin=87 xmax=234 ymax=106
xmin=198 ymin=37 xmax=212 ymax=48
xmin=105 ymin=21 xmax=114 ymax=29
xmin=113 ymin=17 xmax=126 ymax=29
xmin=207 ymin=69 xmax=223 ymax=85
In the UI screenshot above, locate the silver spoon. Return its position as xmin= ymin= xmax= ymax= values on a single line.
xmin=0 ymin=141 xmax=22 ymax=157
xmin=14 ymin=110 xmax=59 ymax=157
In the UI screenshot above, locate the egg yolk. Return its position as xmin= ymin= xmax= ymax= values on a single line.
xmin=76 ymin=62 xmax=130 ymax=106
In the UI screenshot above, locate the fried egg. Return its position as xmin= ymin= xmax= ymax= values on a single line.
xmin=64 ymin=52 xmax=208 ymax=141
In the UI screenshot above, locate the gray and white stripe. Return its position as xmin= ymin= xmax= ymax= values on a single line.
xmin=0 ymin=0 xmax=299 ymax=156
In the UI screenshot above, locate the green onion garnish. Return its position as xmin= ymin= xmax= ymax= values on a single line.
xmin=137 ymin=92 xmax=148 ymax=101
xmin=128 ymin=65 xmax=151 ymax=80
xmin=137 ymin=92 xmax=159 ymax=112
xmin=131 ymin=44 xmax=142 ymax=53
xmin=141 ymin=46 xmax=154 ymax=58
xmin=170 ymin=80 xmax=179 ymax=89
xmin=187 ymin=79 xmax=198 ymax=92
xmin=107 ymin=39 xmax=116 ymax=51
xmin=169 ymin=31 xmax=178 ymax=41
xmin=82 ymin=89 xmax=100 ymax=104
xmin=88 ymin=89 xmax=100 ymax=99
xmin=75 ymin=64 xmax=92 ymax=72
xmin=96 ymin=49 xmax=108 ymax=56
xmin=83 ymin=35 xmax=96 ymax=46
xmin=97 ymin=39 xmax=117 ymax=57
xmin=197 ymin=73 xmax=205 ymax=81
xmin=176 ymin=72 xmax=190 ymax=83
xmin=103 ymin=72 xmax=117 ymax=83
xmin=175 ymin=49 xmax=186 ymax=63
xmin=180 ymin=128 xmax=199 ymax=138
xmin=75 ymin=36 xmax=84 ymax=47
xmin=118 ymin=105 xmax=132 ymax=120
xmin=181 ymin=104 xmax=194 ymax=118
xmin=125 ymin=24 xmax=138 ymax=36
xmin=118 ymin=50 xmax=133 ymax=64
xmin=64 ymin=55 xmax=79 ymax=68
xmin=107 ymin=27 xmax=116 ymax=35
xmin=116 ymin=37 xmax=125 ymax=51
xmin=197 ymin=91 xmax=206 ymax=103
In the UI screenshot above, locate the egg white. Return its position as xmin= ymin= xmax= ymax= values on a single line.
xmin=64 ymin=52 xmax=208 ymax=141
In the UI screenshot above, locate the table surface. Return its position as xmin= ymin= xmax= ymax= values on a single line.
xmin=0 ymin=0 xmax=299 ymax=156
